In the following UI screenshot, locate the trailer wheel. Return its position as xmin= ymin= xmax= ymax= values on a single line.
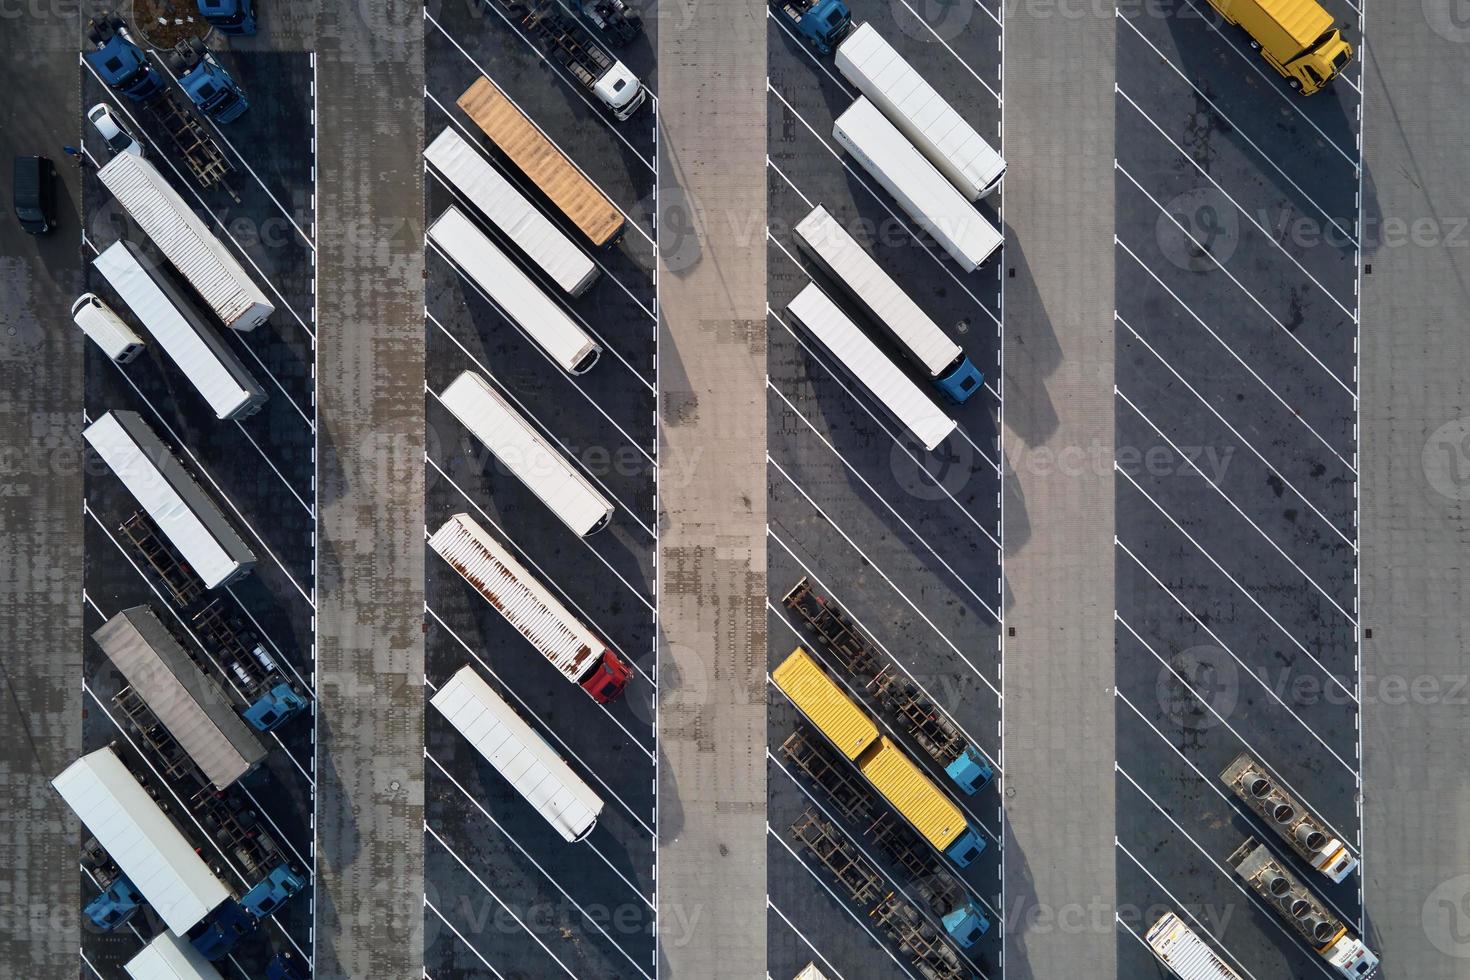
xmin=1289 ymin=78 xmax=1301 ymax=89
xmin=1248 ymin=38 xmax=1261 ymax=50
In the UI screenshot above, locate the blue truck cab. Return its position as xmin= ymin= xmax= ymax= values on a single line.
xmin=187 ymin=900 xmax=257 ymax=960
xmin=84 ymin=875 xmax=143 ymax=931
xmin=774 ymin=0 xmax=852 ymax=55
xmin=243 ymin=683 xmax=308 ymax=732
xmin=944 ymin=826 xmax=987 ymax=867
xmin=935 ymin=355 xmax=987 ymax=405
xmin=942 ymin=901 xmax=992 ymax=948
xmin=945 ymin=745 xmax=996 ymax=795
xmin=266 ymin=952 xmax=308 ymax=980
xmin=85 ymin=14 xmax=165 ymax=101
xmin=240 ymin=864 xmax=307 ymax=918
xmin=168 ymin=38 xmax=249 ymax=124
xmin=196 ymin=0 xmax=257 ymax=36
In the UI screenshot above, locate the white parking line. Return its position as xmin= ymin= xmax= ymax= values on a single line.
xmin=1116 ymin=468 xmax=1360 ymax=700
xmin=1118 ymin=388 xmax=1357 ymax=623
xmin=768 ymin=898 xmax=848 ymax=980
xmin=1115 ymin=541 xmax=1359 ymax=775
xmin=1115 ymin=237 xmax=1356 ymax=474
xmin=234 ymin=421 xmax=313 ymax=516
xmin=423 ymin=894 xmax=517 ymax=980
xmin=769 ymin=826 xmax=920 ymax=980
xmin=80 ymin=58 xmax=317 ymax=340
xmin=426 ymin=753 xmax=654 ymax=978
xmin=765 ymin=86 xmax=1003 ymax=333
xmin=1116 ymin=763 xmax=1343 ymax=980
xmin=423 ymin=89 xmax=656 ymax=319
xmin=424 ymin=16 xmax=655 ymax=248
xmin=1117 ymin=85 xmax=1358 ymax=323
xmin=970 ymin=0 xmax=1004 ymax=29
xmin=769 ymin=380 xmax=1000 ymax=614
xmin=1115 ymin=312 xmax=1354 ymax=550
xmin=425 ymin=603 xmax=655 ymax=831
xmin=1114 ymin=13 xmax=1358 ymax=247
xmin=767 ymin=530 xmax=1004 ymax=739
xmin=891 ymin=0 xmax=1002 ymax=102
xmin=1116 ymin=161 xmax=1357 ymax=398
xmin=82 ymin=518 xmax=316 ymax=784
xmin=1115 ymin=688 xmax=1362 ymax=930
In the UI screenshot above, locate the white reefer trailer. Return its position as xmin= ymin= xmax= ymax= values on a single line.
xmin=428 ymin=513 xmax=632 ymax=702
xmin=832 ymin=97 xmax=1002 ymax=273
xmin=94 ymin=240 xmax=266 ymax=420
xmin=84 ymin=410 xmax=256 ymax=589
xmin=52 ymin=747 xmax=232 ymax=936
xmin=437 ymin=371 xmax=613 ymax=536
xmin=835 ymin=23 xmax=1005 ymax=201
xmin=432 ymin=664 xmax=605 ymax=841
xmin=97 ymin=153 xmax=273 ymax=331
xmin=125 ymin=930 xmax=224 ymax=980
xmin=786 ymin=283 xmax=956 ymax=451
xmin=427 ymin=206 xmax=601 ymax=374
xmin=424 ymin=127 xmax=599 ymax=297
xmin=1145 ymin=913 xmax=1244 ymax=980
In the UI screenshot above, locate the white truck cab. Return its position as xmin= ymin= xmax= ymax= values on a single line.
xmin=594 ymin=61 xmax=646 ymax=120
xmin=71 ymin=293 xmax=145 ymax=362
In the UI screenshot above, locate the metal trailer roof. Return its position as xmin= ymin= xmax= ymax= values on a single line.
xmin=83 ymin=411 xmax=256 ymax=589
xmin=94 ymin=606 xmax=266 ymax=790
xmin=457 ymin=77 xmax=624 ymax=247
xmin=438 ymin=372 xmax=614 ymax=536
xmin=771 ymin=647 xmax=879 ymax=760
xmin=97 ymin=154 xmax=273 ymax=331
xmin=858 ymin=737 xmax=967 ymax=852
xmin=835 ymin=23 xmax=1005 ymax=201
xmin=51 ymin=748 xmax=230 ymax=936
xmin=94 ymin=241 xmax=266 ymax=420
xmin=794 ymin=205 xmax=962 ymax=380
xmin=429 ymin=514 xmax=605 ymax=683
xmin=431 ymin=665 xmax=603 ymax=842
xmin=425 ymin=127 xmax=599 ymax=297
xmin=832 ymin=97 xmax=1002 ymax=273
xmin=1145 ymin=913 xmax=1244 ymax=980
xmin=125 ymin=930 xmax=225 ymax=980
xmin=794 ymin=965 xmax=832 ymax=980
xmin=427 ymin=206 xmax=601 ymax=374
xmin=785 ymin=283 xmax=956 ymax=451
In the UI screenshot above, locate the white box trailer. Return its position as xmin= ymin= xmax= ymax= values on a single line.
xmin=431 ymin=665 xmax=604 ymax=841
xmin=52 ymin=747 xmax=231 ymax=936
xmin=427 ymin=207 xmax=601 ymax=374
xmin=833 ymin=97 xmax=1002 ymax=273
xmin=125 ymin=930 xmax=224 ymax=980
xmin=425 ymin=128 xmax=599 ymax=297
xmin=794 ymin=965 xmax=832 ymax=980
xmin=94 ymin=240 xmax=267 ymax=420
xmin=438 ymin=371 xmax=613 ymax=537
xmin=429 ymin=513 xmax=631 ymax=702
xmin=794 ymin=205 xmax=985 ymax=404
xmin=72 ymin=293 xmax=145 ymax=363
xmin=786 ymin=283 xmax=956 ymax=451
xmin=84 ymin=411 xmax=256 ymax=589
xmin=835 ymin=23 xmax=1005 ymax=201
xmin=1145 ymin=913 xmax=1244 ymax=980
xmin=97 ymin=153 xmax=273 ymax=331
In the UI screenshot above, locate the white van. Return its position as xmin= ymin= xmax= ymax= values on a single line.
xmin=71 ymin=293 xmax=145 ymax=362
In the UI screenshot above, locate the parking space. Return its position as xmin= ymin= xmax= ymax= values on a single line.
xmin=767 ymin=0 xmax=1005 ymax=976
xmin=420 ymin=1 xmax=658 ymax=976
xmin=1112 ymin=0 xmax=1363 ymax=973
xmin=76 ymin=33 xmax=317 ymax=979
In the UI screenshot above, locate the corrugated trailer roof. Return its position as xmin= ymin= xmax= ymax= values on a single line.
xmin=1247 ymin=0 xmax=1334 ymax=49
xmin=425 ymin=127 xmax=598 ymax=296
xmin=858 ymin=737 xmax=966 ymax=851
xmin=93 ymin=240 xmax=266 ymax=420
xmin=771 ymin=647 xmax=879 ymax=760
xmin=429 ymin=514 xmax=604 ymax=682
xmin=94 ymin=606 xmax=266 ymax=790
xmin=786 ymin=283 xmax=956 ymax=451
xmin=1145 ymin=913 xmax=1244 ymax=980
xmin=794 ymin=205 xmax=961 ymax=379
xmin=125 ymin=930 xmax=224 ymax=980
xmin=457 ymin=77 xmax=624 ymax=247
xmin=431 ymin=666 xmax=603 ymax=842
xmin=97 ymin=154 xmax=273 ymax=331
xmin=83 ymin=411 xmax=255 ymax=589
xmin=438 ymin=371 xmax=614 ymax=537
xmin=52 ymin=748 xmax=230 ymax=935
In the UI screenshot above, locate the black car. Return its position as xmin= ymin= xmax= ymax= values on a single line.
xmin=13 ymin=155 xmax=57 ymax=235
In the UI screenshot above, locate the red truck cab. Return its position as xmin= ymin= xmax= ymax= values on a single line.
xmin=580 ymin=650 xmax=632 ymax=702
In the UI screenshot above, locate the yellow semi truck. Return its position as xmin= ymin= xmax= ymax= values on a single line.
xmin=1207 ymin=0 xmax=1352 ymax=95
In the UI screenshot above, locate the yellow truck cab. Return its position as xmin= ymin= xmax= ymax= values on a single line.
xmin=1208 ymin=0 xmax=1352 ymax=95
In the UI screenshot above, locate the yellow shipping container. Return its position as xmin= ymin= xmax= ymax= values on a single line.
xmin=772 ymin=648 xmax=878 ymax=760
xmin=859 ymin=737 xmax=966 ymax=851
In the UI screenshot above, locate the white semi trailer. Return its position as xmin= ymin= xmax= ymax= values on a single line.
xmin=835 ymin=22 xmax=1005 ymax=200
xmin=432 ymin=664 xmax=605 ymax=842
xmin=97 ymin=153 xmax=273 ymax=331
xmin=1145 ymin=913 xmax=1244 ymax=980
xmin=832 ymin=97 xmax=1002 ymax=273
xmin=125 ymin=931 xmax=224 ymax=980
